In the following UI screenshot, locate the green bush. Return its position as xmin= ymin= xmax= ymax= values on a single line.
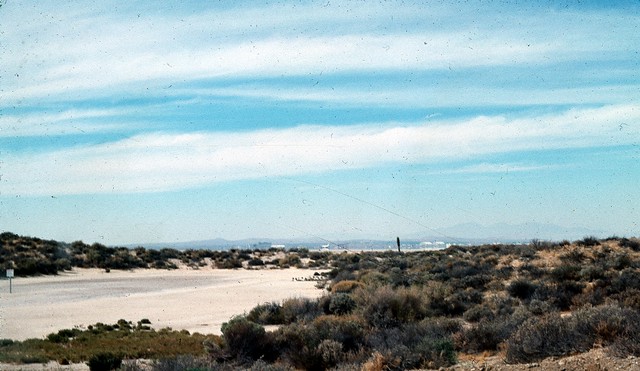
xmin=463 ymin=304 xmax=494 ymax=322
xmin=507 ymin=279 xmax=538 ymax=301
xmin=281 ymin=297 xmax=322 ymax=324
xmin=87 ymin=352 xmax=123 ymax=371
xmin=221 ymin=316 xmax=269 ymax=362
xmin=329 ymin=293 xmax=356 ymax=315
xmin=247 ymin=302 xmax=284 ymax=325
xmin=360 ymin=286 xmax=428 ymax=328
xmin=505 ymin=314 xmax=589 ymax=363
xmin=248 ymin=258 xmax=265 ymax=266
xmin=577 ymin=236 xmax=600 ymax=246
xmin=367 ymin=320 xmax=459 ymax=369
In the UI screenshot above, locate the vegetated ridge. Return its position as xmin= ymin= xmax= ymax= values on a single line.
xmin=2 ymin=233 xmax=640 ymax=370
xmin=0 ymin=231 xmax=330 ymax=276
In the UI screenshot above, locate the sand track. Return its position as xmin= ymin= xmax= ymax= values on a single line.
xmin=0 ymin=267 xmax=325 ymax=341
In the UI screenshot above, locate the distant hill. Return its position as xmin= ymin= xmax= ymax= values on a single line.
xmin=433 ymin=222 xmax=606 ymax=243
xmin=130 ymin=222 xmax=608 ymax=250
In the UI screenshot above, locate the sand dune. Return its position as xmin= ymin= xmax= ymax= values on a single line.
xmin=0 ymin=267 xmax=326 ymax=341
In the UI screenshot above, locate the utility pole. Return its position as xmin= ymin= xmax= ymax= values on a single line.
xmin=396 ymin=237 xmax=401 ymax=253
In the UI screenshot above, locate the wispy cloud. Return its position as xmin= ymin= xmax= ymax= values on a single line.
xmin=2 ymin=2 xmax=637 ymax=104
xmin=179 ymin=83 xmax=640 ymax=108
xmin=441 ymin=162 xmax=561 ymax=175
xmin=3 ymin=104 xmax=637 ymax=196
xmin=3 ymin=34 xmax=555 ymax=103
xmin=0 ymin=108 xmax=134 ymax=137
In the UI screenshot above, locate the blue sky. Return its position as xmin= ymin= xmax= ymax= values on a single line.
xmin=1 ymin=1 xmax=639 ymax=245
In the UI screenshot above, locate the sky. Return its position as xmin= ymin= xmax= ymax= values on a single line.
xmin=1 ymin=1 xmax=639 ymax=245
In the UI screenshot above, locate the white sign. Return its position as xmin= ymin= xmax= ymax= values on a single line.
xmin=6 ymin=269 xmax=14 ymax=278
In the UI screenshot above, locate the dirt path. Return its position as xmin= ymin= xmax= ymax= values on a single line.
xmin=0 ymin=267 xmax=325 ymax=341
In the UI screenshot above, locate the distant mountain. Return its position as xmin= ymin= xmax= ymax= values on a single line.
xmin=125 ymin=222 xmax=608 ymax=250
xmin=432 ymin=222 xmax=607 ymax=243
xmin=125 ymin=237 xmax=331 ymax=250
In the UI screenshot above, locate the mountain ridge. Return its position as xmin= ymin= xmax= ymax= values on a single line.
xmin=125 ymin=222 xmax=608 ymax=250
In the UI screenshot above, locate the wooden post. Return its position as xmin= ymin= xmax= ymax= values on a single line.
xmin=7 ymin=269 xmax=14 ymax=293
xmin=396 ymin=237 xmax=401 ymax=253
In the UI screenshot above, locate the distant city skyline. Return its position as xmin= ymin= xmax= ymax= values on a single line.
xmin=1 ymin=1 xmax=638 ymax=245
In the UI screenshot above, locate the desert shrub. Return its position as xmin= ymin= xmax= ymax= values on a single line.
xmin=238 ymin=252 xmax=252 ymax=261
xmin=460 ymin=273 xmax=491 ymax=289
xmin=359 ymin=286 xmax=428 ymax=328
xmin=367 ymin=319 xmax=459 ymax=369
xmin=456 ymin=319 xmax=505 ymax=352
xmin=527 ymin=299 xmax=554 ymax=316
xmin=150 ymin=355 xmax=217 ymax=371
xmin=551 ymin=264 xmax=582 ymax=282
xmin=533 ymin=281 xmax=585 ymax=310
xmin=463 ymin=304 xmax=494 ymax=323
xmin=281 ymin=297 xmax=322 ymax=324
xmin=249 ymin=359 xmax=295 ymax=371
xmin=329 ymin=268 xmax=357 ymax=283
xmin=248 ymin=258 xmax=265 ymax=266
xmin=505 ymin=314 xmax=590 ymax=363
xmin=613 ymin=253 xmax=634 ymax=270
xmin=580 ymin=265 xmax=607 ymax=281
xmin=279 ymin=254 xmax=301 ymax=267
xmin=16 ymin=353 xmax=50 ymax=364
xmin=311 ymin=315 xmax=366 ymax=352
xmin=87 ymin=352 xmax=123 ymax=371
xmin=619 ymin=238 xmax=640 ymax=251
xmin=329 ymin=293 xmax=357 ymax=315
xmin=577 ymin=236 xmax=601 ymax=246
xmin=247 ymin=302 xmax=284 ymax=325
xmin=613 ymin=288 xmax=640 ymax=310
xmin=458 ymin=307 xmax=531 ymax=354
xmin=571 ymin=286 xmax=607 ymax=308
xmin=608 ymin=268 xmax=640 ymax=295
xmin=272 ymin=323 xmax=322 ymax=370
xmin=416 ymin=338 xmax=457 ymax=369
xmin=518 ymin=263 xmax=544 ymax=279
xmin=272 ymin=316 xmax=365 ymax=371
xmin=485 ymin=295 xmax=517 ymax=317
xmin=317 ymin=339 xmax=344 ymax=368
xmin=117 ymin=319 xmax=133 ymax=330
xmin=358 ymin=270 xmax=391 ymax=287
xmin=440 ymin=288 xmax=483 ymax=316
xmin=572 ymin=305 xmax=640 ymax=344
xmin=331 ymin=280 xmax=364 ymax=293
xmin=507 ymin=305 xmax=640 ymax=361
xmin=47 ymin=333 xmax=68 ymax=343
xmin=608 ymin=312 xmax=640 ymax=357
xmin=507 ymin=279 xmax=538 ymax=301
xmin=559 ymin=248 xmax=586 ymax=263
xmin=610 ymin=331 xmax=640 ymax=358
xmin=552 ymin=281 xmax=586 ymax=310
xmin=221 ymin=316 xmax=269 ymax=362
xmin=216 ymin=258 xmax=243 ymax=269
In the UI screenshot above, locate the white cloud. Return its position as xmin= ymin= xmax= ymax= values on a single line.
xmin=2 ymin=104 xmax=637 ymax=196
xmin=3 ymin=1 xmax=637 ymax=104
xmin=0 ymin=108 xmax=133 ymax=137
xmin=179 ymin=84 xmax=640 ymax=108
xmin=441 ymin=162 xmax=561 ymax=174
xmin=3 ymin=34 xmax=556 ymax=103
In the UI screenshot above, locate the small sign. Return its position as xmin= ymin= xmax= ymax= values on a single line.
xmin=6 ymin=269 xmax=14 ymax=278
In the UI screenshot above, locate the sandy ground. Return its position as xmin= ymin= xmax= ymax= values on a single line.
xmin=0 ymin=267 xmax=326 ymax=341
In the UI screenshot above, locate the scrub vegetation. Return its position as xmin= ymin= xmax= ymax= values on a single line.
xmin=2 ymin=234 xmax=640 ymax=370
xmin=0 ymin=232 xmax=334 ymax=275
